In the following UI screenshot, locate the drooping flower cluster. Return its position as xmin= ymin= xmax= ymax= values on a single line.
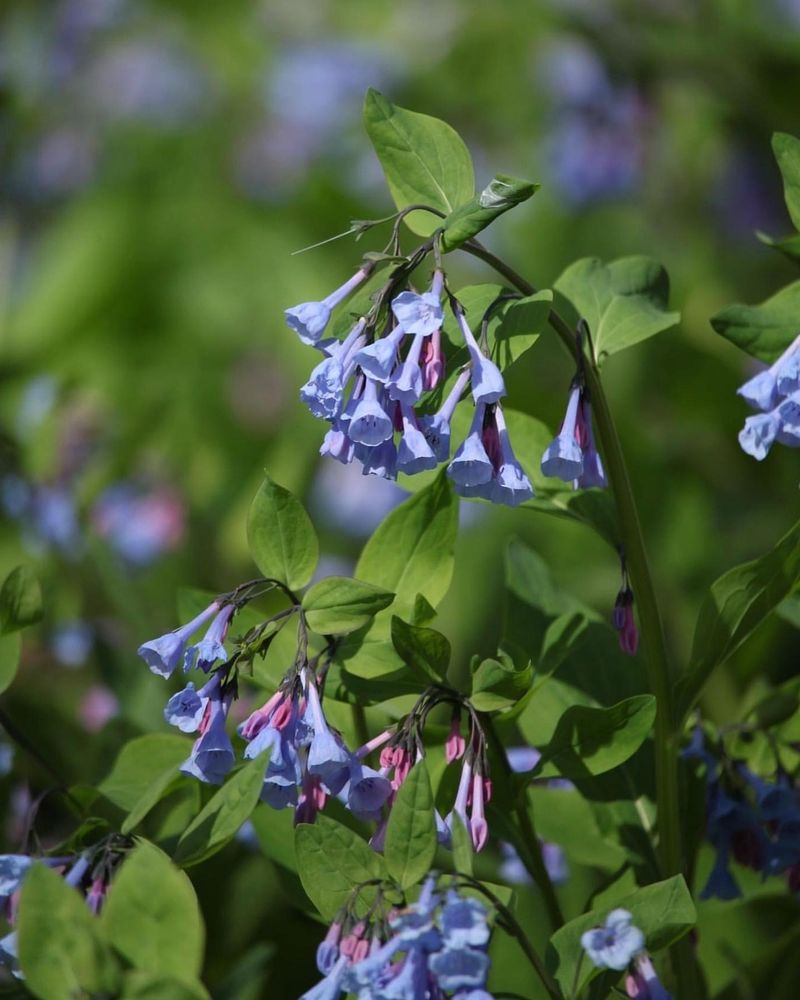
xmin=304 ymin=876 xmax=494 ymax=1000
xmin=541 ymin=377 xmax=606 ymax=490
xmin=581 ymin=909 xmax=672 ymax=998
xmin=285 ymin=264 xmax=533 ymax=505
xmin=682 ymin=727 xmax=800 ymax=899
xmin=737 ymin=334 xmax=800 ymax=460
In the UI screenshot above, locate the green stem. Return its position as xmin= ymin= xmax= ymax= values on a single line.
xmin=462 ymin=239 xmax=699 ymax=996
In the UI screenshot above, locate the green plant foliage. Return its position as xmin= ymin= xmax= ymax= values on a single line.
xmin=246 ymin=475 xmax=319 ymax=591
xmin=384 ymin=762 xmax=437 ymax=889
xmin=302 ymin=576 xmax=394 ymax=635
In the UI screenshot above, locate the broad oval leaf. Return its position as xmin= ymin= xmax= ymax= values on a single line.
xmin=676 ymin=517 xmax=800 ymax=720
xmin=533 ymin=694 xmax=656 ymax=780
xmin=555 ymin=256 xmax=679 ymax=365
xmin=99 ymin=734 xmax=190 ymax=812
xmin=384 ymin=762 xmax=437 ymax=890
xmin=18 ymin=862 xmax=118 ymax=1000
xmin=547 ymin=875 xmax=695 ymax=998
xmin=247 ymin=475 xmax=318 ymax=592
xmin=175 ymin=755 xmax=269 ymax=866
xmin=470 ymin=654 xmax=532 ymax=712
xmin=0 ymin=565 xmax=43 ymax=634
xmin=390 ymin=615 xmax=450 ymax=684
xmin=711 ymin=279 xmax=800 ymax=364
xmin=302 ymin=577 xmax=394 ymax=635
xmin=295 ymin=815 xmax=387 ymax=920
xmin=101 ymin=841 xmax=205 ymax=984
xmin=363 ymin=88 xmax=474 ymax=237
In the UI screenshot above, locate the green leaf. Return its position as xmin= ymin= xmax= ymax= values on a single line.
xmin=99 ymin=734 xmax=191 ymax=812
xmin=773 ymin=132 xmax=800 ymax=232
xmin=547 ymin=875 xmax=695 ymax=997
xmin=676 ymin=518 xmax=800 ymax=720
xmin=554 ymin=256 xmax=679 ymax=365
xmin=492 ymin=291 xmax=551 ymax=369
xmin=363 ymin=88 xmax=474 ymax=237
xmin=0 ymin=565 xmax=43 ymax=634
xmin=0 ymin=630 xmax=22 ymax=696
xmin=470 ymin=653 xmax=533 ymax=712
xmin=175 ymin=755 xmax=269 ymax=866
xmin=390 ymin=615 xmax=450 ymax=684
xmin=17 ymin=863 xmax=118 ymax=1000
xmin=711 ymin=280 xmax=800 ymax=363
xmin=295 ymin=815 xmax=387 ymax=920
xmin=384 ymin=763 xmax=437 ymax=890
xmin=121 ymin=765 xmax=184 ymax=835
xmin=246 ymin=475 xmax=318 ymax=591
xmin=120 ymin=971 xmax=209 ymax=1000
xmin=533 ymin=695 xmax=656 ymax=780
xmin=302 ymin=577 xmax=394 ymax=635
xmin=449 ymin=812 xmax=473 ymax=875
xmin=356 ymin=473 xmax=458 ymax=613
xmin=101 ymin=841 xmax=204 ymax=985
xmin=441 ymin=174 xmax=539 ymax=251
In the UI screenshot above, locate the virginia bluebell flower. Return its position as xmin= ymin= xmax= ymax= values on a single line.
xmin=320 ymin=425 xmax=355 ymax=465
xmin=737 ymin=334 xmax=800 ymax=411
xmin=737 ymin=335 xmax=800 ymax=460
xmin=164 ymin=675 xmax=220 ymax=733
xmin=421 ymin=369 xmax=471 ymax=463
xmin=613 ymin=587 xmax=639 ymax=656
xmin=421 ymin=328 xmax=445 ymax=391
xmin=387 ymin=331 xmax=425 ymax=404
xmin=180 ymin=691 xmax=235 ymax=785
xmin=305 ymin=675 xmax=352 ymax=794
xmin=0 ymin=856 xmax=33 ymax=899
xmin=353 ymin=325 xmax=406 ymax=383
xmin=490 ymin=405 xmax=534 ymax=506
xmin=358 ymin=438 xmax=398 ymax=480
xmin=301 ymin=320 xmax=367 ymax=421
xmin=448 ymin=405 xmax=494 ymax=487
xmin=343 ymin=758 xmax=392 ymax=817
xmin=581 ymin=909 xmax=645 ymax=970
xmin=348 ymin=379 xmax=394 ymax=446
xmin=541 ymin=381 xmax=584 ymax=481
xmin=625 ymin=954 xmax=673 ymax=1000
xmin=391 ymin=271 xmax=445 ymax=336
xmin=453 ymin=301 xmax=506 ymax=405
xmin=137 ymin=601 xmax=220 ymax=678
xmin=574 ymin=395 xmax=607 ymax=488
xmin=285 ymin=266 xmax=372 ymax=346
xmin=183 ymin=604 xmax=234 ymax=673
xmin=396 ymin=405 xmax=437 ymax=476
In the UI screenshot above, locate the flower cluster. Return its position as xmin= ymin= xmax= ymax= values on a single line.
xmin=286 ymin=265 xmax=533 ymax=505
xmin=682 ymin=728 xmax=800 ymax=899
xmin=0 ymin=851 xmax=109 ymax=977
xmin=304 ymin=877 xmax=494 ymax=1000
xmin=581 ymin=909 xmax=672 ymax=998
xmin=737 ymin=334 xmax=800 ymax=460
xmin=541 ymin=377 xmax=606 ymax=489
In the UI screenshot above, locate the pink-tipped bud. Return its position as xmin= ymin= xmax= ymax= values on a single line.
xmin=86 ymin=878 xmax=107 ymax=915
xmin=352 ymin=938 xmax=370 ymax=963
xmin=483 ymin=777 xmax=493 ymax=803
xmin=197 ymin=702 xmax=213 ymax=735
xmin=470 ymin=772 xmax=488 ymax=852
xmin=392 ymin=750 xmax=412 ymax=790
xmin=421 ymin=329 xmax=445 ymax=391
xmin=339 ymin=934 xmax=357 ymax=958
xmin=445 ymin=712 xmax=466 ymax=764
xmin=271 ymin=697 xmax=293 ymax=731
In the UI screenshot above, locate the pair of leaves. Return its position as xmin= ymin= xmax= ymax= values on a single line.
xmin=363 ymin=89 xmax=538 ymax=246
xmin=17 ymin=842 xmax=207 ymax=1000
xmin=0 ymin=564 xmax=42 ymax=695
xmin=676 ymin=515 xmax=800 ymax=720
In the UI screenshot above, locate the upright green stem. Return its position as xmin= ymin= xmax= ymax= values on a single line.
xmin=462 ymin=239 xmax=699 ymax=996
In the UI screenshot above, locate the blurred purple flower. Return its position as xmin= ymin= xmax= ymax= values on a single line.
xmin=92 ymin=483 xmax=184 ymax=566
xmin=50 ymin=621 xmax=94 ymax=669
xmin=78 ymin=685 xmax=119 ymax=733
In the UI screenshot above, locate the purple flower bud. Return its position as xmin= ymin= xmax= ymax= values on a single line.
xmin=625 ymin=953 xmax=673 ymax=1000
xmin=137 ymin=601 xmax=219 ymax=678
xmin=541 ymin=383 xmax=584 ymax=481
xmin=184 ymin=604 xmax=234 ymax=673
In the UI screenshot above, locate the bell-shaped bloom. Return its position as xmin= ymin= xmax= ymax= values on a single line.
xmin=421 ymin=328 xmax=445 ymax=391
xmin=164 ymin=675 xmax=219 ymax=733
xmin=305 ymin=677 xmax=352 ymax=794
xmin=421 ymin=369 xmax=471 ymax=463
xmin=777 ymin=393 xmax=800 ymax=446
xmin=448 ymin=406 xmax=493 ymax=487
xmin=180 ymin=695 xmax=235 ymax=785
xmin=397 ymin=406 xmax=437 ymax=476
xmin=346 ymin=759 xmax=393 ymax=816
xmin=440 ymin=891 xmax=490 ymax=950
xmin=184 ymin=604 xmax=234 ymax=673
xmin=0 ymin=856 xmax=32 ymax=898
xmin=445 ymin=712 xmax=465 ymax=764
xmin=445 ymin=760 xmax=473 ymax=843
xmin=320 ymin=425 xmax=355 ymax=465
xmin=491 ymin=405 xmax=533 ymax=506
xmin=285 ymin=267 xmax=371 ymax=347
xmin=738 ymin=411 xmax=780 ymax=460
xmin=316 ymin=920 xmax=342 ymax=976
xmin=737 ymin=333 xmax=800 ymax=410
xmin=541 ymin=383 xmax=584 ymax=481
xmin=359 ymin=438 xmax=398 ymax=480
xmin=391 ymin=272 xmax=444 ymax=336
xmin=581 ymin=909 xmax=645 ymax=971
xmin=574 ymin=396 xmax=607 ymax=489
xmin=299 ymin=954 xmax=350 ymax=1000
xmin=506 ymin=746 xmax=541 ymax=773
xmin=301 ymin=356 xmax=348 ymax=421
xmin=137 ymin=601 xmax=219 ymax=678
xmin=353 ymin=325 xmax=406 ymax=384
xmin=388 ymin=332 xmax=425 ymax=404
xmin=625 ymin=954 xmax=673 ymax=999
xmin=453 ymin=303 xmax=506 ymax=405
xmin=429 ymin=946 xmax=491 ymax=992
xmin=348 ymin=379 xmax=394 ymax=446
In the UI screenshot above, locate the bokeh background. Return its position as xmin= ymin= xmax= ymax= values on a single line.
xmin=1 ymin=0 xmax=800 ymax=996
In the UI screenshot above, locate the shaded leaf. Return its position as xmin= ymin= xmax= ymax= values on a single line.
xmin=0 ymin=565 xmax=42 ymax=634
xmin=302 ymin=577 xmax=394 ymax=635
xmin=247 ymin=475 xmax=318 ymax=591
xmin=711 ymin=280 xmax=800 ymax=363
xmin=99 ymin=735 xmax=190 ymax=812
xmin=391 ymin=616 xmax=450 ymax=684
xmin=384 ymin=763 xmax=437 ymax=890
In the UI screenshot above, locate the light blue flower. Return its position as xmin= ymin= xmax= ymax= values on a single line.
xmin=738 ymin=369 xmax=780 ymax=411
xmin=397 ymin=407 xmax=437 ymax=476
xmin=184 ymin=604 xmax=234 ymax=673
xmin=491 ymin=406 xmax=533 ymax=505
xmin=285 ymin=268 xmax=370 ymax=346
xmin=388 ymin=332 xmax=425 ymax=405
xmin=349 ymin=379 xmax=394 ymax=446
xmin=541 ymin=384 xmax=583 ymax=481
xmin=580 ymin=908 xmax=644 ymax=970
xmin=354 ymin=326 xmax=406 ymax=383
xmin=320 ymin=425 xmax=355 ymax=465
xmin=440 ymin=892 xmax=490 ymax=949
xmin=448 ymin=406 xmax=493 ymax=487
xmin=180 ymin=698 xmax=235 ymax=785
xmin=301 ymin=356 xmax=348 ymax=420
xmin=359 ymin=438 xmax=398 ymax=480
xmin=452 ymin=302 xmax=506 ymax=404
xmin=346 ymin=760 xmax=392 ymax=815
xmin=429 ymin=945 xmax=490 ymax=992
xmin=300 ymin=954 xmax=349 ymax=1000
xmin=391 ymin=283 xmax=444 ymax=337
xmin=137 ymin=601 xmax=219 ymax=678
xmin=164 ymin=681 xmax=208 ymax=733
xmin=0 ymin=855 xmax=32 ymax=897
xmin=421 ymin=369 xmax=471 ymax=463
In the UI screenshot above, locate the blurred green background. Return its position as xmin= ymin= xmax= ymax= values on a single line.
xmin=1 ymin=0 xmax=800 ymax=996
